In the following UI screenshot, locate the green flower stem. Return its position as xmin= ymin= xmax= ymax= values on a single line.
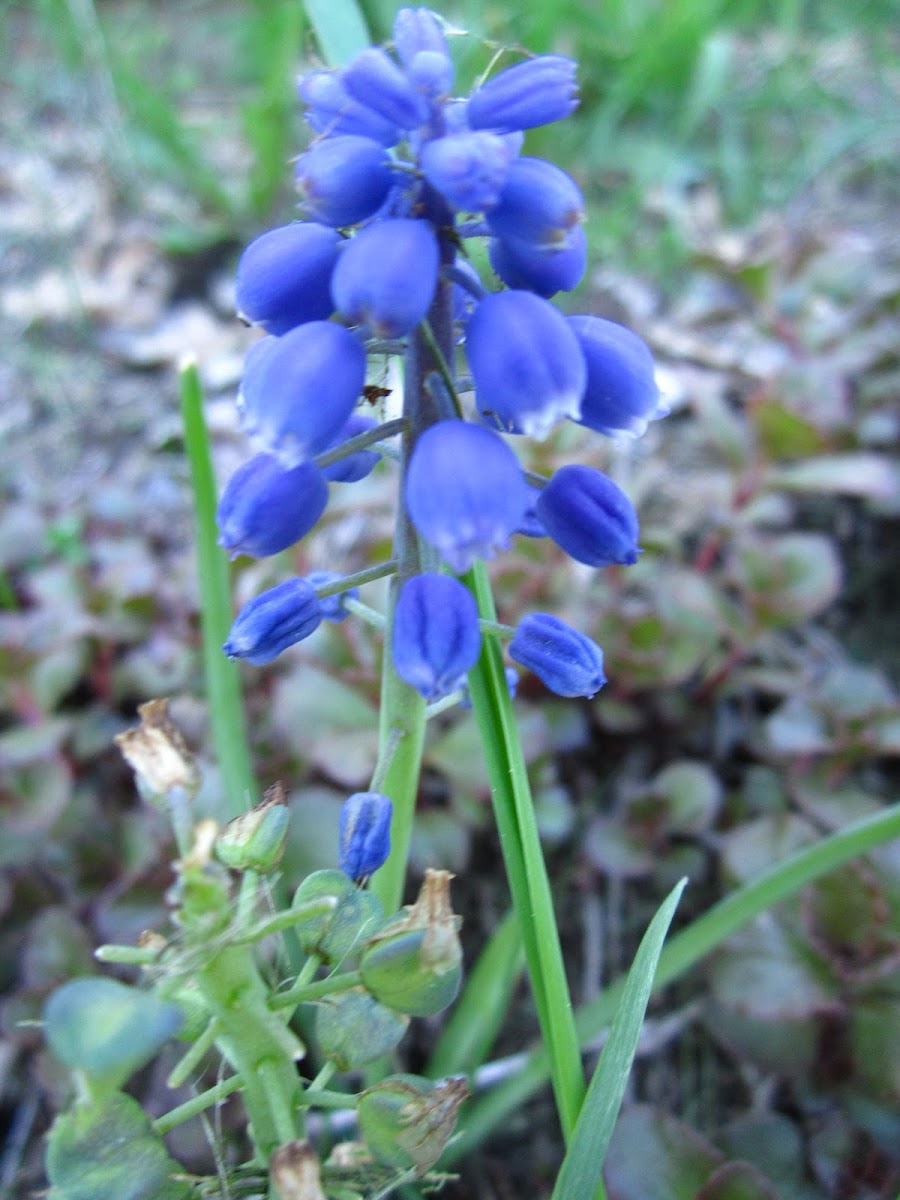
xmin=234 ymin=897 xmax=338 ymax=946
xmin=166 ymin=1018 xmax=220 ymax=1089
xmin=449 ymin=800 xmax=900 ymax=1161
xmin=269 ymin=969 xmax=364 ymax=1011
xmin=195 ymin=945 xmax=305 ymax=1162
xmin=307 ymin=1060 xmax=337 ymax=1094
xmin=478 ymin=619 xmax=516 ymax=639
xmin=237 ymin=869 xmax=259 ymax=927
xmin=153 ymin=1074 xmax=244 ymax=1136
xmin=342 ymin=598 xmax=386 ymax=630
xmin=312 ymin=559 xmax=398 ymax=602
xmin=464 ymin=561 xmax=586 ymax=1143
xmin=369 ymin=281 xmax=454 ymax=916
xmin=296 ymin=1087 xmax=357 ymax=1110
xmin=180 ymin=358 xmax=256 ymax=820
xmin=311 ymin=416 xmax=407 ymax=471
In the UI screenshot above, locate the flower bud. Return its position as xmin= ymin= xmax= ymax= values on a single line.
xmin=236 ymin=223 xmax=340 ymax=335
xmin=568 ymin=315 xmax=667 ymax=437
xmin=536 ymin=464 xmax=640 ymax=567
xmin=392 ymin=573 xmax=482 ymax=701
xmin=216 ymin=454 xmax=328 ymax=559
xmin=420 ymin=131 xmax=513 ymax=212
xmin=300 ymin=70 xmax=400 ymax=145
xmin=316 ymin=989 xmax=408 ymax=1070
xmin=292 ymin=869 xmax=385 ymax=963
xmin=239 ymin=321 xmax=366 ymax=467
xmin=489 ymin=225 xmax=587 ymax=297
xmin=223 ymin=579 xmax=322 ymax=666
xmin=215 ymin=787 xmax=289 ymax=873
xmin=467 ymin=55 xmax=578 ymax=133
xmin=405 ymin=420 xmax=530 ymax=571
xmin=486 ymin=156 xmax=585 ymax=250
xmin=331 ymin=218 xmax=439 ymax=337
xmin=296 ymin=135 xmax=394 ymax=228
xmin=339 ymin=791 xmax=393 ymax=882
xmin=509 ymin=612 xmax=607 ymax=698
xmin=393 ymin=8 xmax=451 ymax=68
xmin=307 ymin=571 xmax=359 ymax=622
xmin=343 ymin=47 xmax=428 ymax=130
xmin=466 ymin=290 xmax=586 ymax=437
xmin=360 ymin=868 xmax=462 ymax=1016
xmin=357 ymin=1073 xmax=468 ymax=1174
xmin=407 ymin=50 xmax=453 ymax=99
xmin=319 ymin=411 xmax=382 ymax=483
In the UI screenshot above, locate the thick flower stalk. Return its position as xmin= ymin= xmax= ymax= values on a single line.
xmin=220 ymin=7 xmax=669 ymax=887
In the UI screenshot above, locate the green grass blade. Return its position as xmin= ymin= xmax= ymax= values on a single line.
xmin=427 ymin=910 xmax=524 ymax=1080
xmin=179 ymin=359 xmax=256 ymax=819
xmin=464 ymin=561 xmax=586 ymax=1141
xmin=448 ymin=800 xmax=900 ymax=1161
xmin=303 ymin=0 xmax=371 ymax=66
xmin=551 ymin=879 xmax=686 ymax=1200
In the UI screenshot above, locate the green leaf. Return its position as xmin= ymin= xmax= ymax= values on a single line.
xmin=47 ymin=1090 xmax=191 ymax=1200
xmin=304 ymin=0 xmax=371 ymax=66
xmin=44 ymin=978 xmax=183 ymax=1091
xmin=550 ymin=880 xmax=686 ymax=1200
xmin=180 ymin=361 xmax=256 ymax=819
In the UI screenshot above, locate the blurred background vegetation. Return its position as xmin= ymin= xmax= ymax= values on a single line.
xmin=1 ymin=1 xmax=898 ymax=1197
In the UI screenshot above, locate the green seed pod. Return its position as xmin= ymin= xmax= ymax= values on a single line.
xmin=359 ymin=869 xmax=462 ymax=1016
xmin=215 ymin=785 xmax=289 ymax=873
xmin=292 ymin=869 xmax=385 ymax=963
xmin=316 ymin=988 xmax=409 ymax=1070
xmin=357 ymin=1073 xmax=468 ymax=1176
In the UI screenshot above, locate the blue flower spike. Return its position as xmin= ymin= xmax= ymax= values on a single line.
xmin=467 ymin=291 xmax=587 ymax=437
xmin=536 ymin=464 xmax=641 ymax=568
xmin=224 ymin=579 xmax=322 ymax=665
xmin=222 ymin=12 xmax=670 ymax=683
xmin=509 ymin=613 xmax=607 ymax=698
xmin=405 ymin=420 xmax=530 ymax=572
xmin=568 ymin=315 xmax=668 ymax=438
xmin=217 ymin=454 xmax=328 ymax=559
xmin=235 ymin=223 xmax=340 ymax=335
xmin=393 ymin=573 xmax=482 ymax=701
xmin=339 ymin=791 xmax=394 ymax=882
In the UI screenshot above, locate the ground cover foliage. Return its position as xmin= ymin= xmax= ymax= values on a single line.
xmin=1 ymin=1 xmax=899 ymax=1196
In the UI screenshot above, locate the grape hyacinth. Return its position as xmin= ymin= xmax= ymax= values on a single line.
xmin=222 ymin=8 xmax=669 ymax=708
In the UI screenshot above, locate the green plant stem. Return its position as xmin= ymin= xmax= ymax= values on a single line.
xmin=234 ymin=897 xmax=338 ymax=945
xmin=464 ymin=561 xmax=585 ymax=1142
xmin=369 ymin=281 xmax=454 ymax=915
xmin=167 ymin=1018 xmax=220 ymax=1089
xmin=153 ymin=1074 xmax=244 ymax=1136
xmin=312 ymin=417 xmax=406 ymax=471
xmin=449 ymin=800 xmax=900 ymax=1160
xmin=179 ymin=358 xmax=256 ymax=820
xmin=269 ymin=969 xmax=364 ymax=1011
xmin=195 ymin=945 xmax=304 ymax=1162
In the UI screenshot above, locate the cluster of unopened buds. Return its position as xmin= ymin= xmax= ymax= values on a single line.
xmin=219 ymin=9 xmax=668 ymax=826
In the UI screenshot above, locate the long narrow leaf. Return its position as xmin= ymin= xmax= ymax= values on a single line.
xmin=464 ymin=562 xmax=586 ymax=1141
xmin=304 ymin=0 xmax=370 ymax=66
xmin=447 ymin=800 xmax=900 ymax=1161
xmin=179 ymin=359 xmax=256 ymax=819
xmin=551 ymin=880 xmax=686 ymax=1200
xmin=427 ymin=911 xmax=524 ymax=1079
